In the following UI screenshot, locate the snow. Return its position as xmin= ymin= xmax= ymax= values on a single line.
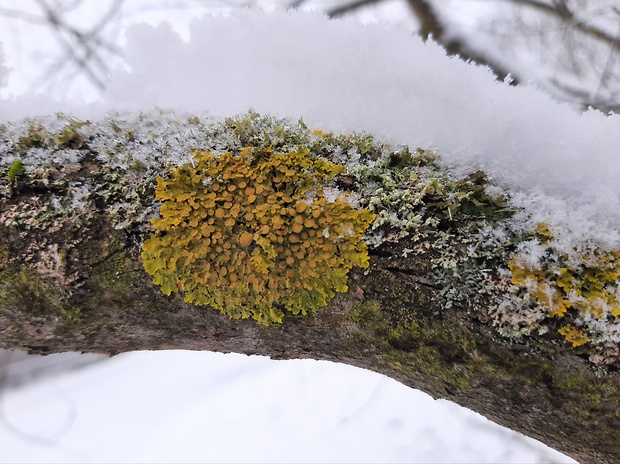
xmin=0 ymin=5 xmax=614 ymax=462
xmin=0 ymin=350 xmax=575 ymax=464
xmin=108 ymin=8 xmax=620 ymax=247
xmin=2 ymin=8 xmax=620 ymax=248
xmin=0 ymin=43 xmax=7 ymax=89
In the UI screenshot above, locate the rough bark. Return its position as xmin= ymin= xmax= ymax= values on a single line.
xmin=1 ymin=113 xmax=619 ymax=463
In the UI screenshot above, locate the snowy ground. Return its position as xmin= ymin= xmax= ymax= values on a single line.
xmin=0 ymin=349 xmax=576 ymax=463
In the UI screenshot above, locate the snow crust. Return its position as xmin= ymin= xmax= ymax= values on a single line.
xmin=0 ymin=43 xmax=8 ymax=90
xmin=3 ymin=8 xmax=619 ymax=248
xmin=0 ymin=350 xmax=576 ymax=464
xmin=108 ymin=9 xmax=620 ymax=247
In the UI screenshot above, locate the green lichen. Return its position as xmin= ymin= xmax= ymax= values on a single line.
xmin=349 ymin=297 xmax=479 ymax=391
xmin=17 ymin=122 xmax=50 ymax=149
xmin=13 ymin=116 xmax=91 ymax=153
xmin=7 ymin=159 xmax=24 ymax=181
xmin=59 ymin=306 xmax=84 ymax=324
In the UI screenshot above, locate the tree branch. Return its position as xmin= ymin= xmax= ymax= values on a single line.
xmin=1 ymin=112 xmax=619 ymax=463
xmin=502 ymin=0 xmax=620 ymax=50
xmin=327 ymin=0 xmax=383 ymax=18
xmin=325 ymin=0 xmax=620 ymax=109
xmin=402 ymin=0 xmax=520 ymax=83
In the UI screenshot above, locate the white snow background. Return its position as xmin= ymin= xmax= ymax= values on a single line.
xmin=0 ymin=350 xmax=575 ymax=464
xmin=2 ymin=3 xmax=617 ymax=462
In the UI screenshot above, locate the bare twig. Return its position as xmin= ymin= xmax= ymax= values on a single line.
xmin=502 ymin=0 xmax=620 ymax=51
xmin=328 ymin=0 xmax=383 ymax=18
xmin=591 ymin=10 xmax=620 ymax=100
xmin=552 ymin=77 xmax=620 ymax=113
xmin=34 ymin=0 xmax=107 ymax=91
xmin=0 ymin=0 xmax=123 ymax=96
xmin=403 ymin=0 xmax=520 ymax=84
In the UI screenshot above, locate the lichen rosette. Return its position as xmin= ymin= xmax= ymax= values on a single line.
xmin=141 ymin=146 xmax=375 ymax=324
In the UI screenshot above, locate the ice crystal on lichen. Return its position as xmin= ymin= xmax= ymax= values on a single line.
xmin=141 ymin=145 xmax=375 ymax=324
xmin=504 ymin=222 xmax=620 ymax=359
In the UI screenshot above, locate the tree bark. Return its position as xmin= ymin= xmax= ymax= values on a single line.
xmin=1 ymin=113 xmax=619 ymax=463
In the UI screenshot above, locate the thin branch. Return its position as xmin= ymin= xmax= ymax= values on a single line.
xmin=287 ymin=0 xmax=310 ymax=9
xmin=403 ymin=0 xmax=520 ymax=84
xmin=29 ymin=0 xmax=124 ymax=94
xmin=552 ymin=77 xmax=620 ymax=113
xmin=405 ymin=0 xmax=444 ymax=40
xmin=0 ymin=6 xmax=48 ymax=25
xmin=34 ymin=0 xmax=108 ymax=91
xmin=501 ymin=0 xmax=620 ymax=51
xmin=328 ymin=0 xmax=383 ymax=18
xmin=592 ymin=10 xmax=620 ymax=100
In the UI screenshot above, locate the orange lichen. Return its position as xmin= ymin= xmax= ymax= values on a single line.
xmin=141 ymin=146 xmax=375 ymax=324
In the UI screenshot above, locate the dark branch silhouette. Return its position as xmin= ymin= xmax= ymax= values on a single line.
xmin=323 ymin=0 xmax=620 ymax=111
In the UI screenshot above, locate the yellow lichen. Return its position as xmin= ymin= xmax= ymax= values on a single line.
xmin=558 ymin=324 xmax=588 ymax=347
xmin=509 ymin=222 xmax=620 ymax=346
xmin=141 ymin=146 xmax=375 ymax=324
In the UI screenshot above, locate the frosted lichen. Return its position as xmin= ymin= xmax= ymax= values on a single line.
xmin=2 ymin=109 xmax=620 ymax=366
xmin=497 ymin=222 xmax=620 ymax=364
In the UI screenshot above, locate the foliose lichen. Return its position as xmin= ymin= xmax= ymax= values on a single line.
xmin=141 ymin=145 xmax=375 ymax=324
xmin=497 ymin=222 xmax=620 ymax=365
xmin=7 ymin=159 xmax=24 ymax=181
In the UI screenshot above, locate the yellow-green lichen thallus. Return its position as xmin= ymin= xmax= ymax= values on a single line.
xmin=141 ymin=145 xmax=375 ymax=325
xmin=509 ymin=222 xmax=620 ymax=348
